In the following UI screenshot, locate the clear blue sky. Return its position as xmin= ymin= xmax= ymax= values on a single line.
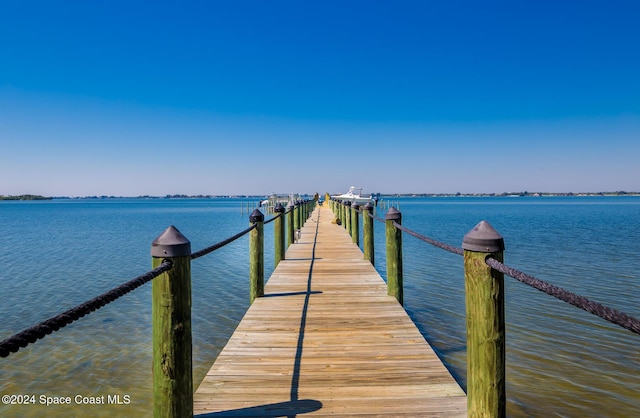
xmin=1 ymin=1 xmax=639 ymax=196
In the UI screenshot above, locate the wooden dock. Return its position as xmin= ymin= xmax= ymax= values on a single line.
xmin=193 ymin=204 xmax=466 ymax=417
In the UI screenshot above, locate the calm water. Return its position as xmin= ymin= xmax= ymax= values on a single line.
xmin=1 ymin=197 xmax=638 ymax=417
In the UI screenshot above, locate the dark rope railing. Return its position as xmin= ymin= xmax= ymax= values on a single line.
xmin=263 ymin=212 xmax=281 ymax=225
xmin=485 ymin=257 xmax=640 ymax=335
xmin=0 ymin=260 xmax=174 ymax=358
xmin=191 ymin=223 xmax=257 ymax=260
xmin=393 ymin=221 xmax=463 ymax=256
xmin=384 ymin=218 xmax=640 ymax=335
xmin=366 ymin=210 xmax=386 ymax=224
xmin=386 ymin=218 xmax=640 ymax=335
xmin=1 ymin=217 xmax=268 ymax=358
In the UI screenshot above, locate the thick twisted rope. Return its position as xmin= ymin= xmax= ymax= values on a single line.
xmin=0 ymin=260 xmax=173 ymax=358
xmin=1 ymin=221 xmax=261 ymax=358
xmin=393 ymin=220 xmax=639 ymax=334
xmin=191 ymin=223 xmax=257 ymax=260
xmin=365 ymin=210 xmax=386 ymax=224
xmin=485 ymin=257 xmax=640 ymax=335
xmin=263 ymin=212 xmax=281 ymax=225
xmin=392 ymin=221 xmax=464 ymax=256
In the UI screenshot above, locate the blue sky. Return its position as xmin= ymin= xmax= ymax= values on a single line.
xmin=1 ymin=1 xmax=639 ymax=196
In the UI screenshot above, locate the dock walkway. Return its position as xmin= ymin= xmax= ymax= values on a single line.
xmin=194 ymin=204 xmax=466 ymax=417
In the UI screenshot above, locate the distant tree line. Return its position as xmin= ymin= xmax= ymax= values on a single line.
xmin=0 ymin=194 xmax=52 ymax=200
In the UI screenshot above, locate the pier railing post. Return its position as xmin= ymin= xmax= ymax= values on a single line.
xmin=462 ymin=221 xmax=506 ymax=418
xmin=345 ymin=201 xmax=352 ymax=235
xmin=150 ymin=226 xmax=193 ymax=418
xmin=287 ymin=202 xmax=295 ymax=247
xmin=363 ymin=202 xmax=374 ymax=265
xmin=249 ymin=209 xmax=264 ymax=304
xmin=293 ymin=201 xmax=300 ymax=240
xmin=342 ymin=201 xmax=347 ymax=229
xmin=351 ymin=202 xmax=360 ymax=246
xmin=299 ymin=200 xmax=304 ymax=230
xmin=274 ymin=203 xmax=285 ymax=266
xmin=303 ymin=199 xmax=309 ymax=223
xmin=385 ymin=207 xmax=403 ymax=305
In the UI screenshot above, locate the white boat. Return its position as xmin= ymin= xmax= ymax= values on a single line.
xmin=331 ymin=186 xmax=374 ymax=204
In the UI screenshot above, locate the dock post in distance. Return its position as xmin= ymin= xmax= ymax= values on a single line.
xmin=345 ymin=201 xmax=352 ymax=235
xmin=287 ymin=202 xmax=295 ymax=247
xmin=363 ymin=202 xmax=374 ymax=265
xmin=293 ymin=201 xmax=300 ymax=242
xmin=274 ymin=203 xmax=285 ymax=267
xmin=351 ymin=202 xmax=360 ymax=246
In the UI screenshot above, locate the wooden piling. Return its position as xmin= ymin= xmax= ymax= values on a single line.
xmin=462 ymin=221 xmax=506 ymax=418
xmin=287 ymin=203 xmax=295 ymax=247
xmin=343 ymin=201 xmax=348 ymax=229
xmin=351 ymin=202 xmax=360 ymax=246
xmin=385 ymin=207 xmax=403 ymax=305
xmin=150 ymin=226 xmax=193 ymax=418
xmin=363 ymin=202 xmax=374 ymax=265
xmin=274 ymin=203 xmax=285 ymax=266
xmin=293 ymin=202 xmax=300 ymax=239
xmin=345 ymin=201 xmax=352 ymax=235
xmin=302 ymin=199 xmax=308 ymax=224
xmin=249 ymin=209 xmax=264 ymax=304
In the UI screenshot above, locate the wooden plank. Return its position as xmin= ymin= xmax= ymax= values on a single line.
xmin=193 ymin=204 xmax=466 ymax=417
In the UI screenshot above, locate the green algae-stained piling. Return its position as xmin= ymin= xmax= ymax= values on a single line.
xmin=274 ymin=203 xmax=285 ymax=267
xmin=345 ymin=201 xmax=352 ymax=236
xmin=342 ymin=200 xmax=348 ymax=230
xmin=463 ymin=221 xmax=506 ymax=418
xmin=385 ymin=207 xmax=403 ymax=306
xmin=287 ymin=202 xmax=295 ymax=247
xmin=150 ymin=226 xmax=193 ymax=418
xmin=293 ymin=201 xmax=300 ymax=239
xmin=249 ymin=209 xmax=265 ymax=304
xmin=363 ymin=202 xmax=375 ymax=265
xmin=193 ymin=204 xmax=466 ymax=417
xmin=351 ymin=202 xmax=360 ymax=246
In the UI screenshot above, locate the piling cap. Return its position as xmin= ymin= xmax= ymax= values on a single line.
xmin=249 ymin=208 xmax=264 ymax=223
xmin=274 ymin=203 xmax=285 ymax=213
xmin=363 ymin=202 xmax=373 ymax=211
xmin=345 ymin=201 xmax=351 ymax=207
xmin=151 ymin=225 xmax=191 ymax=257
xmin=462 ymin=220 xmax=505 ymax=252
xmin=385 ymin=207 xmax=401 ymax=220
xmin=352 ymin=202 xmax=359 ymax=210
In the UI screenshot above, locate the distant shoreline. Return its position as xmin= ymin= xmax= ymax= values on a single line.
xmin=2 ymin=191 xmax=639 ymax=201
xmin=0 ymin=194 xmax=53 ymax=201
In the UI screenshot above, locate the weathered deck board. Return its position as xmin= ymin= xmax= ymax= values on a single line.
xmin=193 ymin=204 xmax=466 ymax=417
